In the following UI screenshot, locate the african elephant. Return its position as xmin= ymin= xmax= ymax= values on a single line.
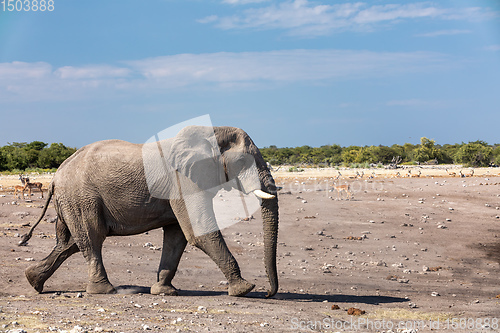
xmin=20 ymin=126 xmax=279 ymax=297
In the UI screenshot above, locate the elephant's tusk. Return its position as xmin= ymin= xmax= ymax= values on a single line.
xmin=253 ymin=189 xmax=275 ymax=199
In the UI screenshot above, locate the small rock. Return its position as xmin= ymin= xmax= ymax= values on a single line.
xmin=347 ymin=307 xmax=365 ymax=315
xmin=431 ymin=291 xmax=440 ymax=297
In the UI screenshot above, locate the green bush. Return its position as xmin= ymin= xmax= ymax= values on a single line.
xmin=454 ymin=142 xmax=493 ymax=167
xmin=0 ymin=141 xmax=76 ymax=172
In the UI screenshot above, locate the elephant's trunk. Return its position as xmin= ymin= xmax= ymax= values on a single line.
xmin=257 ymin=160 xmax=279 ymax=298
xmin=261 ymin=195 xmax=279 ymax=297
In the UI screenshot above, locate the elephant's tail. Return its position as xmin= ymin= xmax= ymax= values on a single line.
xmin=18 ymin=182 xmax=54 ymax=246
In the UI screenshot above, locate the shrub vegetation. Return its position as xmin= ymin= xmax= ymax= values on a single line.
xmin=260 ymin=137 xmax=500 ymax=168
xmin=0 ymin=141 xmax=76 ymax=172
xmin=1 ymin=137 xmax=499 ymax=172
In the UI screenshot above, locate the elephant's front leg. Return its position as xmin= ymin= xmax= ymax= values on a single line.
xmin=151 ymin=224 xmax=187 ymax=295
xmin=170 ymin=193 xmax=255 ymax=297
xmin=196 ymin=230 xmax=255 ymax=297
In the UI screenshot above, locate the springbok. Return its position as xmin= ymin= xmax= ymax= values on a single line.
xmin=410 ymin=169 xmax=422 ymax=178
xmin=459 ymin=169 xmax=474 ymax=178
xmin=12 ymin=175 xmax=26 ymax=199
xmin=445 ymin=168 xmax=457 ymax=177
xmin=20 ymin=176 xmax=44 ymax=198
xmin=331 ymin=183 xmax=353 ymax=200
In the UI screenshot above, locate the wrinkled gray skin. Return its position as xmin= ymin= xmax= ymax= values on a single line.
xmin=22 ymin=126 xmax=279 ymax=297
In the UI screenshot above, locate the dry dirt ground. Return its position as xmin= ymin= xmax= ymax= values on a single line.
xmin=1 ymin=167 xmax=500 ymax=332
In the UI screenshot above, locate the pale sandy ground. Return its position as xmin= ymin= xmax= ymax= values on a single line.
xmin=1 ymin=167 xmax=500 ymax=332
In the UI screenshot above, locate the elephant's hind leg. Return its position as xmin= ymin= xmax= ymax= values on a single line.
xmin=151 ymin=224 xmax=187 ymax=296
xmin=67 ymin=207 xmax=116 ymax=294
xmin=25 ymin=218 xmax=80 ymax=293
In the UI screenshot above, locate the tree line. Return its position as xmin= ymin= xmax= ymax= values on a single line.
xmin=1 ymin=137 xmax=499 ymax=172
xmin=0 ymin=141 xmax=77 ymax=172
xmin=260 ymin=137 xmax=500 ymax=168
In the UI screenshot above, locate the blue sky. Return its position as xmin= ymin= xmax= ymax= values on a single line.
xmin=0 ymin=0 xmax=499 ymax=149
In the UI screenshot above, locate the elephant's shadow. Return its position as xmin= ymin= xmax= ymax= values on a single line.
xmin=43 ymin=286 xmax=407 ymax=305
xmin=113 ymin=287 xmax=408 ymax=305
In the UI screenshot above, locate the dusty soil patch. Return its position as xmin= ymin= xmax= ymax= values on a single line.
xmin=1 ymin=171 xmax=500 ymax=332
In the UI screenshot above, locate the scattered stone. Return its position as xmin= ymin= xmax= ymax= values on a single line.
xmin=428 ymin=266 xmax=442 ymax=271
xmin=347 ymin=307 xmax=365 ymax=315
xmin=344 ymin=236 xmax=363 ymax=240
xmin=431 ymin=291 xmax=440 ymax=297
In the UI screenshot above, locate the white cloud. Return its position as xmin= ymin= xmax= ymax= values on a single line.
xmin=415 ymin=29 xmax=472 ymax=37
xmin=485 ymin=44 xmax=500 ymax=51
xmin=0 ymin=49 xmax=453 ymax=102
xmin=55 ymin=65 xmax=131 ymax=79
xmin=126 ymin=49 xmax=450 ymax=84
xmin=386 ymin=99 xmax=446 ymax=108
xmin=199 ymin=0 xmax=499 ymax=36
xmin=222 ymin=0 xmax=269 ymax=4
xmin=0 ymin=61 xmax=52 ymax=79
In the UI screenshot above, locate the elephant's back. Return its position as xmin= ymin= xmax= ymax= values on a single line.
xmin=53 ymin=139 xmax=145 ymax=192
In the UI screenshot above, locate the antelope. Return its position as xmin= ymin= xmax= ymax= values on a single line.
xmin=331 ymin=183 xmax=353 ymax=200
xmin=445 ymin=168 xmax=457 ymax=177
xmin=335 ymin=171 xmax=342 ymax=181
xmin=20 ymin=176 xmax=44 ymax=198
xmin=13 ymin=185 xmax=25 ymax=199
xmin=356 ymin=171 xmax=364 ymax=179
xmin=459 ymin=169 xmax=474 ymax=178
xmin=410 ymin=169 xmax=422 ymax=178
xmin=12 ymin=175 xmax=26 ymax=199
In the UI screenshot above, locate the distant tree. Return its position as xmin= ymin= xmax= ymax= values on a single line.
xmin=37 ymin=143 xmax=77 ymax=169
xmin=454 ymin=142 xmax=493 ymax=167
xmin=412 ymin=137 xmax=441 ymax=163
xmin=492 ymin=146 xmax=500 ymax=165
xmin=341 ymin=146 xmax=361 ymax=164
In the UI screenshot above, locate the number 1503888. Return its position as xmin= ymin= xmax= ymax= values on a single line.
xmin=1 ymin=0 xmax=54 ymax=11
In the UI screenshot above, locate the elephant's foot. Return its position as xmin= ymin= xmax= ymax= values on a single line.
xmin=151 ymin=282 xmax=178 ymax=296
xmin=228 ymin=279 xmax=255 ymax=297
xmin=25 ymin=265 xmax=45 ymax=293
xmin=86 ymin=281 xmax=116 ymax=294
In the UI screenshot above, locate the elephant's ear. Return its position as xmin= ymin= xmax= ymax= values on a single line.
xmin=169 ymin=126 xmax=226 ymax=193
